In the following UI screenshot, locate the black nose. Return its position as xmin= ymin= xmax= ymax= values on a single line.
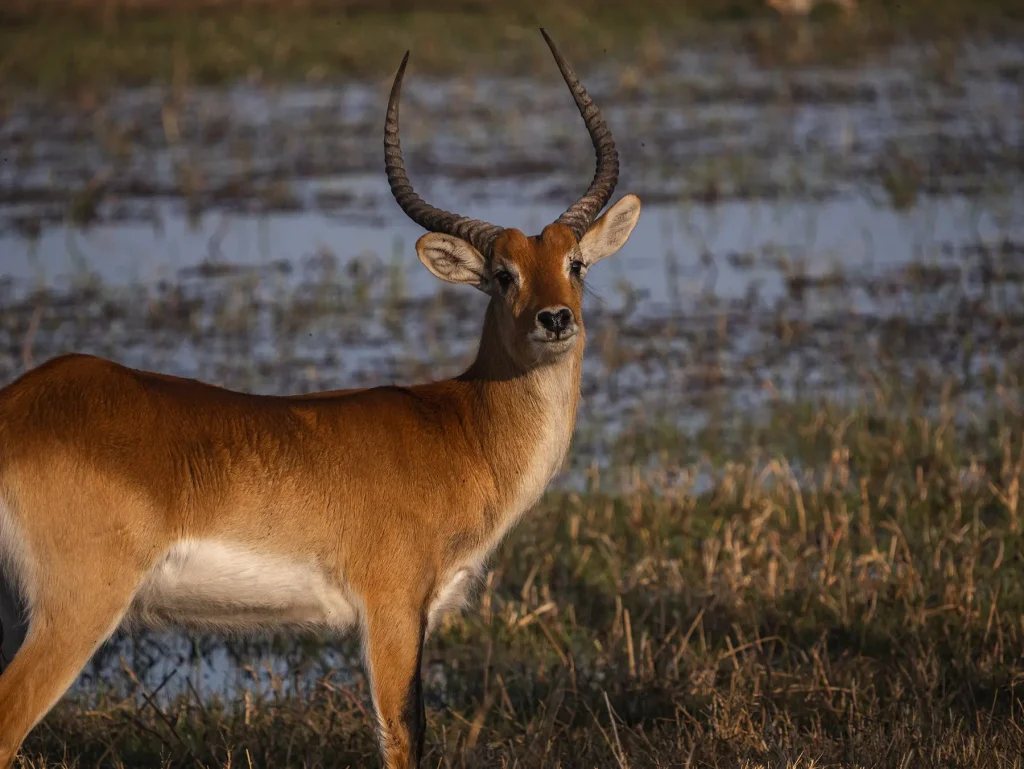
xmin=537 ymin=307 xmax=574 ymax=334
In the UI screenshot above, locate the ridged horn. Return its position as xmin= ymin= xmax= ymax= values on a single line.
xmin=540 ymin=28 xmax=620 ymax=241
xmin=384 ymin=51 xmax=505 ymax=256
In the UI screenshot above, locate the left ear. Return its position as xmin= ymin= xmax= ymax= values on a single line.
xmin=415 ymin=232 xmax=487 ymax=290
xmin=579 ymin=194 xmax=642 ymax=265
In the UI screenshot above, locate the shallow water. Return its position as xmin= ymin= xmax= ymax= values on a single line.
xmin=7 ymin=187 xmax=1023 ymax=312
xmin=3 ymin=38 xmax=1023 ymax=314
xmin=1 ymin=35 xmax=1023 ymax=701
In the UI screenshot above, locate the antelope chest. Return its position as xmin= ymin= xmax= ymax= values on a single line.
xmin=427 ymin=381 xmax=576 ymax=631
xmin=502 ymin=364 xmax=578 ymax=522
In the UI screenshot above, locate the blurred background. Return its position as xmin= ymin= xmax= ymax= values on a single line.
xmin=2 ymin=1 xmax=1024 ymax=767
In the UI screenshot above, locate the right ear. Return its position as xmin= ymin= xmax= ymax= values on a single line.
xmin=578 ymin=193 xmax=642 ymax=265
xmin=416 ymin=233 xmax=487 ymax=290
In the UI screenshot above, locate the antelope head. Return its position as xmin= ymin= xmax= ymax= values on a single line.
xmin=384 ymin=29 xmax=642 ymax=371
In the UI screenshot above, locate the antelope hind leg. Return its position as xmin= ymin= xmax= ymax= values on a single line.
xmin=0 ymin=570 xmax=139 ymax=769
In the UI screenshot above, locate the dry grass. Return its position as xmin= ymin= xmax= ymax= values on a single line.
xmin=10 ymin=385 xmax=1024 ymax=768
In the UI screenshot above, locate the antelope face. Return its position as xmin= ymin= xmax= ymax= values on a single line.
xmin=414 ymin=195 xmax=641 ymax=366
xmin=498 ymin=224 xmax=587 ymax=363
xmin=384 ymin=26 xmax=641 ymax=368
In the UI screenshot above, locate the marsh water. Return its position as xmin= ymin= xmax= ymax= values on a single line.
xmin=1 ymin=36 xmax=1023 ymax=700
xmin=4 ymin=41 xmax=1023 ymax=298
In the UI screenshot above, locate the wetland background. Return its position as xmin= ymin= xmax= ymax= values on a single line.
xmin=2 ymin=0 xmax=1024 ymax=766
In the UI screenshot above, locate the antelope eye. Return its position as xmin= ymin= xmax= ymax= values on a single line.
xmin=570 ymin=260 xmax=586 ymax=277
xmin=493 ymin=270 xmax=514 ymax=291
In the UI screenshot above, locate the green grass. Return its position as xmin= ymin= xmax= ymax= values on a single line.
xmin=2 ymin=0 xmax=1023 ymax=94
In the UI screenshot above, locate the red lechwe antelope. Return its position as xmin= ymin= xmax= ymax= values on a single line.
xmin=0 ymin=29 xmax=641 ymax=769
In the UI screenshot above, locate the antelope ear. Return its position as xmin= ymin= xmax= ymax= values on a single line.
xmin=579 ymin=194 xmax=642 ymax=264
xmin=416 ymin=233 xmax=487 ymax=289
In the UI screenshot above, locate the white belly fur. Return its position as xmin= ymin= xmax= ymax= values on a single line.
xmin=128 ymin=540 xmax=358 ymax=634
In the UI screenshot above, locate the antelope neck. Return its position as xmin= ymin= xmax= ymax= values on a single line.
xmin=457 ymin=301 xmax=584 ymax=518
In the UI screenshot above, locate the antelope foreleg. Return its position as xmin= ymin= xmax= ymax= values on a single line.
xmin=363 ymin=602 xmax=427 ymax=769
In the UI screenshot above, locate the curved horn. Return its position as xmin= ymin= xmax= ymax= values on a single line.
xmin=540 ymin=28 xmax=620 ymax=241
xmin=384 ymin=52 xmax=504 ymax=256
